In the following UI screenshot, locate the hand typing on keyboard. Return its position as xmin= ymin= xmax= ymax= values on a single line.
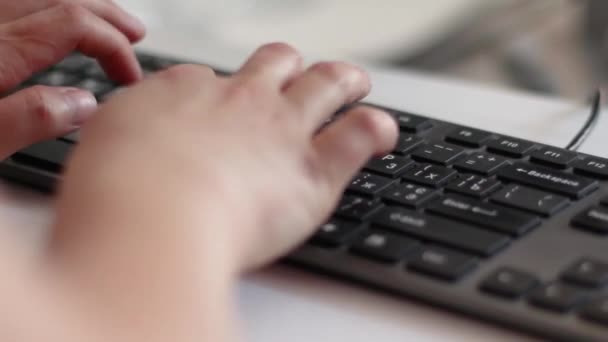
xmin=0 ymin=2 xmax=398 ymax=339
xmin=0 ymin=1 xmax=145 ymax=160
xmin=55 ymin=42 xmax=396 ymax=271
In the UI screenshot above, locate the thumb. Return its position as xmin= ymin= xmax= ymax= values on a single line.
xmin=0 ymin=85 xmax=97 ymax=159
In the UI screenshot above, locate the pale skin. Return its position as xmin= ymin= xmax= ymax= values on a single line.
xmin=0 ymin=1 xmax=398 ymax=341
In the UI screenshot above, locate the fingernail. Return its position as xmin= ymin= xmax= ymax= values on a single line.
xmin=131 ymin=14 xmax=146 ymax=32
xmin=127 ymin=14 xmax=147 ymax=41
xmin=61 ymin=89 xmax=97 ymax=126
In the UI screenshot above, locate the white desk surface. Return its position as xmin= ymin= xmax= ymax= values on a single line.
xmin=4 ymin=26 xmax=608 ymax=342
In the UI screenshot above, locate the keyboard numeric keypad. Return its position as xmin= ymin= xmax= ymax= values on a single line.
xmin=446 ymin=127 xmax=492 ymax=147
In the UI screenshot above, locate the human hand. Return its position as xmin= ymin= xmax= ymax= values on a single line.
xmin=52 ymin=43 xmax=399 ymax=274
xmin=0 ymin=0 xmax=145 ymax=40
xmin=0 ymin=1 xmax=144 ymax=160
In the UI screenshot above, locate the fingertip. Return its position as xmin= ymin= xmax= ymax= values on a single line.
xmin=124 ymin=15 xmax=147 ymax=43
xmin=59 ymin=88 xmax=98 ymax=126
xmin=237 ymin=42 xmax=303 ymax=88
xmin=349 ymin=106 xmax=399 ymax=155
xmin=103 ymin=50 xmax=143 ymax=84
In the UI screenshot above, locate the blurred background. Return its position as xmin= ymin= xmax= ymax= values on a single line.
xmin=118 ymin=0 xmax=608 ymax=101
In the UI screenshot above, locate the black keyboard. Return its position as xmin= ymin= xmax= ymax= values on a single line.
xmin=3 ymin=52 xmax=608 ymax=342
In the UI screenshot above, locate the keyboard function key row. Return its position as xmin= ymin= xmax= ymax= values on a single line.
xmin=486 ymin=137 xmax=535 ymax=158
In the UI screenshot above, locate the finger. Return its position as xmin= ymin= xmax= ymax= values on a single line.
xmin=0 ymin=4 xmax=141 ymax=90
xmin=74 ymin=0 xmax=146 ymax=42
xmin=0 ymin=85 xmax=97 ymax=159
xmin=312 ymin=106 xmax=398 ymax=199
xmin=235 ymin=43 xmax=303 ymax=90
xmin=0 ymin=0 xmax=146 ymax=43
xmin=283 ymin=62 xmax=371 ymax=133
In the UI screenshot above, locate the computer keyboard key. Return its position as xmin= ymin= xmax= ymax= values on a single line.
xmin=453 ymin=153 xmax=508 ymax=176
xmin=529 ymin=283 xmax=587 ymax=313
xmin=480 ymin=267 xmax=540 ymax=299
xmin=411 ymin=143 xmax=465 ymax=165
xmin=11 ymin=140 xmax=72 ymax=173
xmin=530 ymin=147 xmax=577 ymax=169
xmin=428 ymin=195 xmax=540 ymax=236
xmin=445 ymin=174 xmax=501 ymax=198
xmin=135 ymin=53 xmax=158 ymax=68
xmin=14 ymin=51 xmax=608 ymax=342
xmin=312 ymin=219 xmax=363 ymax=248
xmin=401 ymin=164 xmax=457 ymax=187
xmin=74 ymin=79 xmax=114 ymax=99
xmin=561 ymin=258 xmax=608 ymax=288
xmin=350 ymin=230 xmax=420 ymax=263
xmin=54 ymin=54 xmax=94 ymax=73
xmin=372 ymin=207 xmax=510 ymax=256
xmin=491 ymin=184 xmax=569 ymax=217
xmin=59 ymin=131 xmax=79 ymax=144
xmin=380 ymin=183 xmax=438 ymax=209
xmin=348 ymin=173 xmax=396 ymax=196
xmin=572 ymin=206 xmax=608 ymax=234
xmin=487 ymin=137 xmax=535 ymax=158
xmin=573 ymin=156 xmax=608 ymax=179
xmin=336 ymin=195 xmax=383 ymax=221
xmin=390 ymin=111 xmax=433 ymax=133
xmin=407 ymin=246 xmax=478 ymax=281
xmin=365 ymin=154 xmax=414 ymax=177
xmin=84 ymin=63 xmax=107 ymax=79
xmin=497 ymin=163 xmax=598 ymax=199
xmin=581 ymin=298 xmax=608 ymax=326
xmin=445 ymin=127 xmax=492 ymax=147
xmin=394 ymin=134 xmax=424 ymax=155
xmin=33 ymin=71 xmax=79 ymax=87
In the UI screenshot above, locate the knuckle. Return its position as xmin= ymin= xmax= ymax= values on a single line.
xmin=22 ymin=86 xmax=54 ymax=125
xmin=223 ymin=81 xmax=258 ymax=103
xmin=312 ymin=62 xmax=364 ymax=87
xmin=56 ymin=3 xmax=89 ymax=26
xmin=352 ymin=107 xmax=394 ymax=146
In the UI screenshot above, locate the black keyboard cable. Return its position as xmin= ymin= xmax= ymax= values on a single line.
xmin=565 ymin=89 xmax=602 ymax=151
